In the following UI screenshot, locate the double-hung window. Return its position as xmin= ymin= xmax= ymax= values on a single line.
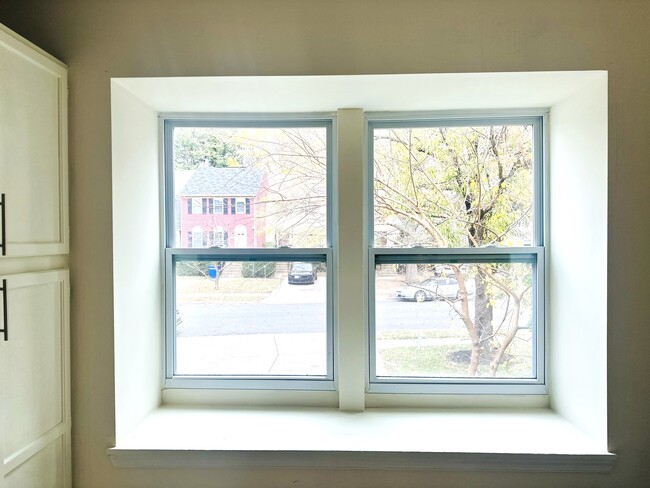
xmin=163 ymin=111 xmax=545 ymax=395
xmin=164 ymin=117 xmax=334 ymax=390
xmin=368 ymin=114 xmax=545 ymax=394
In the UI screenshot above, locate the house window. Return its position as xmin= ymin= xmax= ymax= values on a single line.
xmin=191 ymin=226 xmax=203 ymax=248
xmin=368 ymin=115 xmax=545 ymax=394
xmin=213 ymin=198 xmax=223 ymax=214
xmin=213 ymin=227 xmax=224 ymax=247
xmin=191 ymin=198 xmax=202 ymax=214
xmin=165 ymin=118 xmax=333 ymax=389
xmin=235 ymin=198 xmax=246 ymax=214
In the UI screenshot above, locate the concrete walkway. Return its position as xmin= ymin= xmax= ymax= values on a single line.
xmin=176 ymin=331 xmax=470 ymax=376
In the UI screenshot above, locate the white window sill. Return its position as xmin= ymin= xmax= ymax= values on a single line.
xmin=107 ymin=406 xmax=615 ymax=472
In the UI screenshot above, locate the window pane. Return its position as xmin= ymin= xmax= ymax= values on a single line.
xmin=172 ymin=126 xmax=328 ymax=248
xmin=373 ymin=125 xmax=534 ymax=248
xmin=175 ymin=259 xmax=328 ymax=377
xmin=374 ymin=261 xmax=534 ymax=379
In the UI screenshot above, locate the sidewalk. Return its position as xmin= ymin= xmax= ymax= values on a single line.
xmin=176 ymin=332 xmax=469 ymax=376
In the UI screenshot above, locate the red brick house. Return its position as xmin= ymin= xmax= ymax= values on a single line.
xmin=178 ymin=167 xmax=266 ymax=248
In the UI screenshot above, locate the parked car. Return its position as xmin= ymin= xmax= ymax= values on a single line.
xmin=288 ymin=262 xmax=318 ymax=284
xmin=394 ymin=277 xmax=475 ymax=302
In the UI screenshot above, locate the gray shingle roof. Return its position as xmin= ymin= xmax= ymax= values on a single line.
xmin=180 ymin=167 xmax=264 ymax=197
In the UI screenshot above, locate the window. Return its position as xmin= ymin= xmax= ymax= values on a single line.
xmin=190 ymin=197 xmax=202 ymax=214
xmin=190 ymin=225 xmax=203 ymax=248
xmin=213 ymin=198 xmax=223 ymax=214
xmin=213 ymin=226 xmax=224 ymax=247
xmin=235 ymin=198 xmax=246 ymax=214
xmin=164 ymin=112 xmax=545 ymax=394
xmin=164 ymin=118 xmax=334 ymax=389
xmin=112 ymin=73 xmax=609 ymax=465
xmin=368 ymin=116 xmax=545 ymax=394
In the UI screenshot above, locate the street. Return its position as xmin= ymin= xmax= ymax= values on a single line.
xmin=177 ymin=298 xmax=468 ymax=337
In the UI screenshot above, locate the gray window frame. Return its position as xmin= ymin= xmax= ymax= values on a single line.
xmin=162 ymin=115 xmax=335 ymax=390
xmin=367 ymin=113 xmax=547 ymax=394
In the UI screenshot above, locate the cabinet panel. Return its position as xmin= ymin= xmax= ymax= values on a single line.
xmin=0 ymin=270 xmax=70 ymax=488
xmin=4 ymin=436 xmax=65 ymax=488
xmin=0 ymin=25 xmax=68 ymax=257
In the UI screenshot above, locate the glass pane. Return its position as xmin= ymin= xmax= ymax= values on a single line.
xmin=373 ymin=125 xmax=534 ymax=248
xmin=374 ymin=261 xmax=534 ymax=379
xmin=172 ymin=126 xmax=328 ymax=248
xmin=175 ymin=259 xmax=327 ymax=377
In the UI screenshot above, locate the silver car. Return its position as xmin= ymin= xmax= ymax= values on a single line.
xmin=394 ymin=277 xmax=475 ymax=302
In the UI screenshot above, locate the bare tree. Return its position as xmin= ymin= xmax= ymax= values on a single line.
xmin=374 ymin=125 xmax=534 ymax=375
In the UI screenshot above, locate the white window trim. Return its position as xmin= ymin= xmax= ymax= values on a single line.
xmin=110 ymin=72 xmax=611 ymax=471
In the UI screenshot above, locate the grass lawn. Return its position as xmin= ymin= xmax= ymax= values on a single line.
xmin=176 ymin=276 xmax=281 ymax=303
xmin=378 ymin=334 xmax=533 ymax=378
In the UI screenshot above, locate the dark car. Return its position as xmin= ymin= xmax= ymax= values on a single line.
xmin=288 ymin=262 xmax=317 ymax=284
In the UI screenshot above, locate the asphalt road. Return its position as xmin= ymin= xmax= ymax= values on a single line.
xmin=177 ymin=299 xmax=468 ymax=337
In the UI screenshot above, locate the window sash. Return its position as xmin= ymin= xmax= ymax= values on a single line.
xmin=164 ymin=247 xmax=335 ymax=390
xmin=367 ymin=247 xmax=545 ymax=394
xmin=367 ymin=115 xmax=545 ymax=249
xmin=163 ymin=116 xmax=334 ymax=249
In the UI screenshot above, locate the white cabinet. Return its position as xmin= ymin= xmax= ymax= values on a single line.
xmin=0 ymin=24 xmax=71 ymax=488
xmin=0 ymin=271 xmax=71 ymax=488
xmin=0 ymin=24 xmax=68 ymax=258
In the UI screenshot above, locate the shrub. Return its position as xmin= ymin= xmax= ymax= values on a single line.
xmin=241 ymin=261 xmax=276 ymax=278
xmin=176 ymin=261 xmax=211 ymax=276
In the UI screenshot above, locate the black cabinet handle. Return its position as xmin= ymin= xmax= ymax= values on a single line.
xmin=0 ymin=193 xmax=5 ymax=256
xmin=0 ymin=279 xmax=7 ymax=341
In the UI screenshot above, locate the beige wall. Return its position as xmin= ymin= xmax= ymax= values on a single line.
xmin=1 ymin=1 xmax=648 ymax=486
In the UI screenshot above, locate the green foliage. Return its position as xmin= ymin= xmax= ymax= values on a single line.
xmin=176 ymin=261 xmax=210 ymax=276
xmin=241 ymin=261 xmax=277 ymax=278
xmin=174 ymin=128 xmax=241 ymax=169
xmin=373 ymin=125 xmax=533 ymax=248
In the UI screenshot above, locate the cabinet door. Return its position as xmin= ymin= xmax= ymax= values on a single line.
xmin=0 ymin=270 xmax=71 ymax=488
xmin=0 ymin=25 xmax=68 ymax=257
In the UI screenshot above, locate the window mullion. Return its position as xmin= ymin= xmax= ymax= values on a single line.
xmin=335 ymin=108 xmax=366 ymax=412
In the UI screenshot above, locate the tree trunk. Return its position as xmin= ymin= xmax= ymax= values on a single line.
xmin=475 ymin=268 xmax=494 ymax=357
xmin=490 ymin=298 xmax=521 ymax=376
xmin=454 ymin=268 xmax=480 ymax=375
xmin=405 ymin=263 xmax=418 ymax=283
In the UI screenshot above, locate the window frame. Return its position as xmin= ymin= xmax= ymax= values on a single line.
xmin=162 ymin=115 xmax=336 ymax=391
xmin=366 ymin=113 xmax=547 ymax=395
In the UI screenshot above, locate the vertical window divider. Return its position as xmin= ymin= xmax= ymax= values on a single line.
xmin=336 ymin=108 xmax=366 ymax=412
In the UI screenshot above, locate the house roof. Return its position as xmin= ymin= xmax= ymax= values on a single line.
xmin=180 ymin=167 xmax=264 ymax=197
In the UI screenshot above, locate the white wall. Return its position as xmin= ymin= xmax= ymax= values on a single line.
xmin=549 ymin=76 xmax=608 ymax=447
xmin=111 ymin=82 xmax=162 ymax=442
